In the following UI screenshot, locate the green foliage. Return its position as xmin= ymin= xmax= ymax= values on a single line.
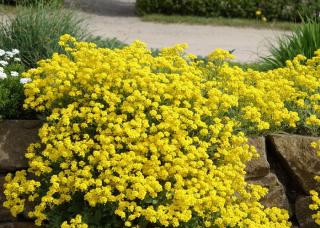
xmin=260 ymin=18 xmax=320 ymax=70
xmin=135 ymin=0 xmax=320 ymax=22
xmin=86 ymin=36 xmax=126 ymax=49
xmin=0 ymin=50 xmax=36 ymax=119
xmin=0 ymin=3 xmax=125 ymax=68
xmin=1 ymin=0 xmax=63 ymax=6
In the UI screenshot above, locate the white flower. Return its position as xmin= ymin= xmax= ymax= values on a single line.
xmin=14 ymin=58 xmax=21 ymax=62
xmin=10 ymin=71 xmax=19 ymax=77
xmin=11 ymin=49 xmax=20 ymax=55
xmin=0 ymin=72 xmax=7 ymax=79
xmin=0 ymin=49 xmax=5 ymax=56
xmin=20 ymin=78 xmax=32 ymax=84
xmin=5 ymin=51 xmax=14 ymax=58
xmin=0 ymin=67 xmax=4 ymax=72
xmin=0 ymin=60 xmax=8 ymax=66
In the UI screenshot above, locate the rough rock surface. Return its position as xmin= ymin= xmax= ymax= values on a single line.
xmin=0 ymin=120 xmax=41 ymax=172
xmin=246 ymin=137 xmax=270 ymax=179
xmin=295 ymin=196 xmax=319 ymax=228
xmin=268 ymin=134 xmax=320 ymax=193
xmin=248 ymin=172 xmax=290 ymax=211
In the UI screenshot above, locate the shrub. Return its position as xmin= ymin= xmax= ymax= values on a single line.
xmin=0 ymin=3 xmax=125 ymax=68
xmin=4 ymin=35 xmax=320 ymax=227
xmin=135 ymin=0 xmax=320 ymax=22
xmin=3 ymin=35 xmax=295 ymax=227
xmin=0 ymin=48 xmax=36 ymax=119
xmin=260 ymin=18 xmax=320 ymax=70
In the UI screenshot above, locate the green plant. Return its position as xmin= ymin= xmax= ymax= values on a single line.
xmin=0 ymin=3 xmax=125 ymax=68
xmin=135 ymin=0 xmax=320 ymax=22
xmin=1 ymin=0 xmax=63 ymax=6
xmin=260 ymin=18 xmax=320 ymax=70
xmin=0 ymin=48 xmax=36 ymax=119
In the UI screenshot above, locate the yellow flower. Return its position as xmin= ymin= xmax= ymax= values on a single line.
xmin=255 ymin=9 xmax=262 ymax=16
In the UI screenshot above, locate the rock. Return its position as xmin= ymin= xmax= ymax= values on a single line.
xmin=295 ymin=196 xmax=319 ymax=228
xmin=268 ymin=134 xmax=320 ymax=193
xmin=245 ymin=137 xmax=270 ymax=179
xmin=248 ymin=172 xmax=290 ymax=212
xmin=0 ymin=120 xmax=41 ymax=172
xmin=0 ymin=176 xmax=16 ymax=222
xmin=0 ymin=223 xmax=37 ymax=228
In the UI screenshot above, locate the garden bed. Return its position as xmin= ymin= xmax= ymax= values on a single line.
xmin=0 ymin=120 xmax=319 ymax=227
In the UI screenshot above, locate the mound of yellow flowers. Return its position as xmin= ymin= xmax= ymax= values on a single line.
xmin=3 ymin=34 xmax=320 ymax=227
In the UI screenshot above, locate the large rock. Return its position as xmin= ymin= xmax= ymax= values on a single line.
xmin=0 ymin=120 xmax=41 ymax=172
xmin=0 ymin=223 xmax=37 ymax=228
xmin=295 ymin=196 xmax=319 ymax=228
xmin=246 ymin=137 xmax=270 ymax=179
xmin=248 ymin=172 xmax=290 ymax=211
xmin=268 ymin=134 xmax=320 ymax=193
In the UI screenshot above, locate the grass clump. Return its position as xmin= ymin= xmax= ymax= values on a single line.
xmin=260 ymin=18 xmax=320 ymax=70
xmin=0 ymin=3 xmax=125 ymax=68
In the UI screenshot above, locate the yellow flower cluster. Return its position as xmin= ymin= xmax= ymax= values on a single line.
xmin=310 ymin=141 xmax=320 ymax=225
xmin=207 ymin=48 xmax=235 ymax=62
xmin=61 ymin=214 xmax=88 ymax=228
xmin=4 ymin=34 xmax=320 ymax=227
xmin=202 ymin=52 xmax=320 ymax=135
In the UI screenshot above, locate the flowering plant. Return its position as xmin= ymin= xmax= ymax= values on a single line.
xmin=2 ymin=35 xmax=294 ymax=227
xmin=4 ymin=34 xmax=320 ymax=227
xmin=0 ymin=48 xmax=34 ymax=119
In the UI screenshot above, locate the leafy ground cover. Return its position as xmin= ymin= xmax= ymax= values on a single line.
xmin=0 ymin=2 xmax=125 ymax=119
xmin=2 ymin=35 xmax=320 ymax=227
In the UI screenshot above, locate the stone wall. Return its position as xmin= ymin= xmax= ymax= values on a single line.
xmin=0 ymin=121 xmax=320 ymax=227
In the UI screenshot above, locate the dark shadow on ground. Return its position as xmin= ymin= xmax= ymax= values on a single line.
xmin=65 ymin=0 xmax=135 ymax=17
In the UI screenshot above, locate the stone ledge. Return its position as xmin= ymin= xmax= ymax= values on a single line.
xmin=0 ymin=120 xmax=41 ymax=172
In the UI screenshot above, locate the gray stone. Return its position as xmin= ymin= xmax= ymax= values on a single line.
xmin=268 ymin=134 xmax=320 ymax=193
xmin=295 ymin=196 xmax=319 ymax=228
xmin=246 ymin=137 xmax=270 ymax=179
xmin=248 ymin=172 xmax=290 ymax=212
xmin=0 ymin=120 xmax=41 ymax=172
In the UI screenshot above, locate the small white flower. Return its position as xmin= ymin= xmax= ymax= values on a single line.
xmin=14 ymin=57 xmax=21 ymax=62
xmin=20 ymin=78 xmax=32 ymax=84
xmin=10 ymin=71 xmax=19 ymax=77
xmin=0 ymin=67 xmax=4 ymax=72
xmin=0 ymin=60 xmax=8 ymax=66
xmin=0 ymin=49 xmax=5 ymax=56
xmin=11 ymin=49 xmax=20 ymax=55
xmin=0 ymin=72 xmax=7 ymax=79
xmin=5 ymin=51 xmax=14 ymax=58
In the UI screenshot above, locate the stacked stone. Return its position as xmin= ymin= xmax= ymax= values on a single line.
xmin=0 ymin=121 xmax=40 ymax=228
xmin=247 ymin=135 xmax=320 ymax=228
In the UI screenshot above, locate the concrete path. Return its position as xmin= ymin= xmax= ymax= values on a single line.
xmin=69 ymin=0 xmax=287 ymax=62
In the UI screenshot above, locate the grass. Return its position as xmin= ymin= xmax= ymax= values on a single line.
xmin=141 ymin=14 xmax=298 ymax=31
xmin=0 ymin=3 xmax=126 ymax=68
xmin=259 ymin=18 xmax=320 ymax=70
xmin=0 ymin=3 xmax=18 ymax=14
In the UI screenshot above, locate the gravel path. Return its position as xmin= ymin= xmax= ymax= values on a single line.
xmin=70 ymin=0 xmax=288 ymax=62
